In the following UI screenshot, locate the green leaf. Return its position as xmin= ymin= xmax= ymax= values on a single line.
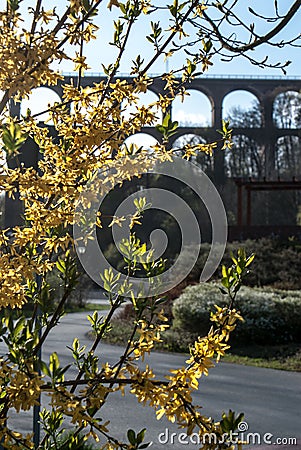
xmin=82 ymin=0 xmax=90 ymax=11
xmin=219 ymin=287 xmax=228 ymax=295
xmin=40 ymin=360 xmax=51 ymax=377
xmin=8 ymin=0 xmax=19 ymax=11
xmin=220 ymin=410 xmax=244 ymax=434
xmin=127 ymin=429 xmax=136 ymax=446
xmin=146 ymin=35 xmax=155 ymax=44
xmin=13 ymin=317 xmax=25 ymax=339
xmin=234 ymin=412 xmax=245 ymax=429
xmin=155 ymin=112 xmax=178 ymax=140
xmin=137 ymin=428 xmax=146 ymax=445
xmin=221 ymin=265 xmax=227 ymax=278
xmin=49 ymin=352 xmax=60 ymax=374
xmin=56 ymin=258 xmax=66 ymax=274
xmin=155 ymin=125 xmax=165 ymax=134
xmin=203 ymin=39 xmax=212 ymax=53
xmin=221 ymin=277 xmax=229 ymax=289
xmin=2 ymin=121 xmax=27 ymax=156
xmin=56 ymin=364 xmax=71 ymax=382
xmin=246 ymin=253 xmax=255 ymax=267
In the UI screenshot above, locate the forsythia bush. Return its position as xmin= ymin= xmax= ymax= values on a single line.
xmin=0 ymin=0 xmax=299 ymax=449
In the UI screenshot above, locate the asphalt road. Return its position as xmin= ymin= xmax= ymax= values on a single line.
xmin=1 ymin=311 xmax=301 ymax=449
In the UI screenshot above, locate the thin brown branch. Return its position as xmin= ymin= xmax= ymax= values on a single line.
xmin=32 ymin=288 xmax=72 ymax=357
xmin=29 ymin=0 xmax=43 ymax=41
xmin=0 ymin=91 xmax=9 ymax=114
xmin=41 ymin=377 xmax=169 ymax=389
xmin=203 ymin=0 xmax=301 ymax=54
xmin=96 ymin=0 xmax=139 ymax=108
xmin=141 ymin=0 xmax=201 ymax=75
xmin=69 ymin=295 xmax=122 ymax=393
xmin=77 ymin=21 xmax=85 ymax=90
xmin=55 ymin=0 xmax=104 ymax=52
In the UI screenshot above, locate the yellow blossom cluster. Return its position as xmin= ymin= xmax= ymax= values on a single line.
xmin=0 ymin=429 xmax=34 ymax=450
xmin=210 ymin=306 xmax=243 ymax=339
xmin=51 ymin=386 xmax=90 ymax=427
xmin=131 ymin=317 xmax=169 ymax=360
xmin=49 ymin=384 xmax=111 ymax=438
xmin=0 ymin=257 xmax=39 ymax=309
xmin=6 ymin=370 xmax=43 ymax=413
xmin=0 ymin=359 xmax=43 ymax=421
xmin=123 ymin=305 xmax=243 ymax=442
xmin=0 ymin=21 xmax=64 ymax=100
xmin=182 ymin=142 xmax=218 ymax=159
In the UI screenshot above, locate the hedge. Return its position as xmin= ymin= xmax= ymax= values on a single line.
xmin=172 ymin=283 xmax=301 ymax=344
xmin=172 ymin=237 xmax=301 ymax=289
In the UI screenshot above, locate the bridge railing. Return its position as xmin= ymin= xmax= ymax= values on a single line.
xmin=61 ymin=72 xmax=301 ymax=80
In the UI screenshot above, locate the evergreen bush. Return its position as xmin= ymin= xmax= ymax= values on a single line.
xmin=172 ymin=283 xmax=301 ymax=344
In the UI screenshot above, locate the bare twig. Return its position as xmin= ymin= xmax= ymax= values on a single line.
xmin=202 ymin=0 xmax=301 ymax=54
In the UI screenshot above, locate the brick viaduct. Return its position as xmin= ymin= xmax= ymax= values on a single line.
xmin=6 ymin=75 xmax=301 ymax=233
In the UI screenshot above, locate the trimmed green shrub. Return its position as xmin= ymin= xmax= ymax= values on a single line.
xmin=172 ymin=283 xmax=301 ymax=344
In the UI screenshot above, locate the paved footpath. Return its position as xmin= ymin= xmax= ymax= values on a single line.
xmin=1 ymin=311 xmax=300 ymax=449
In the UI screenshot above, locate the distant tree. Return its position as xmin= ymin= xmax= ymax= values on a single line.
xmin=225 ymin=95 xmax=301 ymax=180
xmin=227 ymin=104 xmax=262 ymax=129
xmin=172 ymin=133 xmax=214 ymax=175
xmin=224 ymin=95 xmax=301 ymax=225
xmin=224 ymin=103 xmax=265 ymax=178
xmin=273 ymin=91 xmax=301 ymax=129
xmin=276 ymin=135 xmax=301 ymax=179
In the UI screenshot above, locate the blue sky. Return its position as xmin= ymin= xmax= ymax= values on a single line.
xmin=18 ymin=0 xmax=299 ymax=77
xmin=72 ymin=0 xmax=301 ymax=77
xmin=18 ymin=1 xmax=301 ymax=132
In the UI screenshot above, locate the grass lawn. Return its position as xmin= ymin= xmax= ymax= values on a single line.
xmin=102 ymin=319 xmax=301 ymax=372
xmin=224 ymin=342 xmax=301 ymax=371
xmin=65 ymin=302 xmax=109 ymax=313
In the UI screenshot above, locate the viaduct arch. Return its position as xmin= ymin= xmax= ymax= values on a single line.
xmin=6 ymin=75 xmax=301 ymax=234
